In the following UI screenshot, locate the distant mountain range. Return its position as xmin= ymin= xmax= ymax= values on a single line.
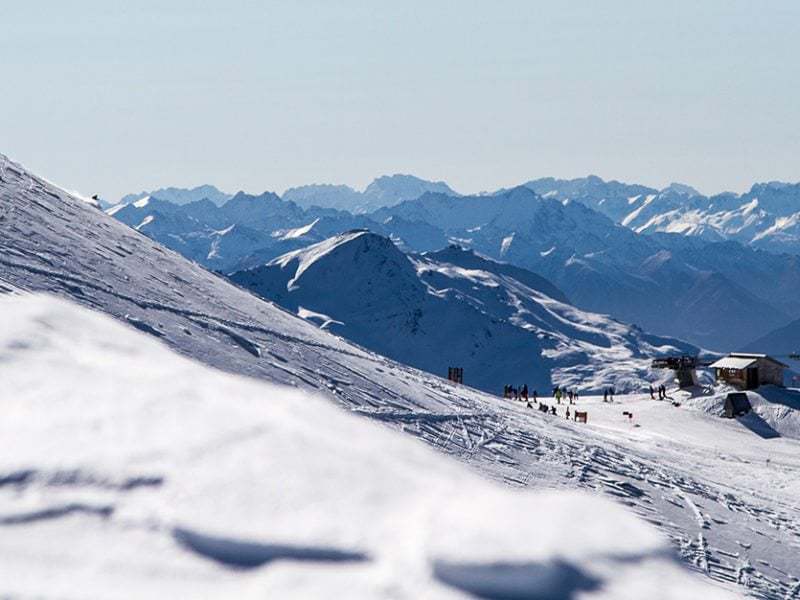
xmin=283 ymin=174 xmax=460 ymax=213
xmin=107 ymin=175 xmax=800 ymax=351
xmin=230 ymin=230 xmax=696 ymax=394
xmin=115 ymin=173 xmax=800 ymax=252
xmin=370 ymin=188 xmax=800 ymax=351
xmin=520 ymin=176 xmax=800 ymax=255
xmin=119 ymin=184 xmax=232 ymax=207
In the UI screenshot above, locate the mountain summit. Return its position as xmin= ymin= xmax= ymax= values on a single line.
xmin=231 ymin=230 xmax=696 ymax=393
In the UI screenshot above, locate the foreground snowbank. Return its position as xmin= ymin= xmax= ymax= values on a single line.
xmin=0 ymin=294 xmax=735 ymax=598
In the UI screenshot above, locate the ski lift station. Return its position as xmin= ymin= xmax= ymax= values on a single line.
xmin=709 ymin=353 xmax=787 ymax=390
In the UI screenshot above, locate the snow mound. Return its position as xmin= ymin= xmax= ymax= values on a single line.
xmin=683 ymin=386 xmax=800 ymax=440
xmin=0 ymin=294 xmax=730 ymax=599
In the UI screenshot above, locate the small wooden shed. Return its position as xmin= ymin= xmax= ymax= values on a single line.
xmin=709 ymin=353 xmax=787 ymax=390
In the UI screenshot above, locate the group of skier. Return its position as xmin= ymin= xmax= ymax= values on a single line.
xmin=504 ymin=384 xmax=537 ymax=402
xmin=649 ymin=384 xmax=668 ymax=400
xmin=602 ymin=387 xmax=616 ymax=402
xmin=536 ymin=400 xmax=587 ymax=423
xmin=501 ymin=382 xmax=594 ymax=422
xmin=552 ymin=385 xmax=578 ymax=404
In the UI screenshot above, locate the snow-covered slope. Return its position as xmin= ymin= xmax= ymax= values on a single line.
xmin=232 ymin=231 xmax=697 ymax=394
xmin=5 ymin=152 xmax=800 ymax=597
xmin=0 ymin=293 xmax=734 ymax=599
xmin=681 ymin=386 xmax=800 ymax=441
xmin=107 ymin=190 xmax=386 ymax=272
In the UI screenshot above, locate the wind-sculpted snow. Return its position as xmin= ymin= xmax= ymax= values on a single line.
xmin=232 ymin=230 xmax=696 ymax=394
xmin=3 ymin=152 xmax=800 ymax=597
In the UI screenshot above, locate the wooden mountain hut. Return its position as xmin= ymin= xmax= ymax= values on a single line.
xmin=709 ymin=353 xmax=787 ymax=390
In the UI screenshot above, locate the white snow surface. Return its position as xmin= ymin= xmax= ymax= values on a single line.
xmin=0 ymin=293 xmax=734 ymax=599
xmin=276 ymin=217 xmax=320 ymax=240
xmin=232 ymin=231 xmax=696 ymax=395
xmin=682 ymin=386 xmax=800 ymax=440
xmin=4 ymin=152 xmax=800 ymax=597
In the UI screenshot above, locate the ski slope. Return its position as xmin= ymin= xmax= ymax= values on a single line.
xmin=3 ymin=152 xmax=800 ymax=597
xmin=0 ymin=293 xmax=733 ymax=599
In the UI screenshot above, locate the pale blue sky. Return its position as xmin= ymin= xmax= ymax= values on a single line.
xmin=2 ymin=1 xmax=798 ymax=200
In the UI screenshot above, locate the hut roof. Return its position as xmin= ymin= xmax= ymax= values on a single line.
xmin=709 ymin=356 xmax=757 ymax=370
xmin=730 ymin=353 xmax=789 ymax=368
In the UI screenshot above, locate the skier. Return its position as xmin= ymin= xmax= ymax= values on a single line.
xmin=574 ymin=389 xmax=579 ymax=402
xmin=610 ymin=387 xmax=615 ymax=402
xmin=522 ymin=384 xmax=528 ymax=401
xmin=649 ymin=384 xmax=654 ymax=400
xmin=553 ymin=385 xmax=559 ymax=398
xmin=533 ymin=389 xmax=538 ymax=402
xmin=603 ymin=389 xmax=608 ymax=403
xmin=566 ymin=407 xmax=571 ymax=419
xmin=555 ymin=388 xmax=562 ymax=404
